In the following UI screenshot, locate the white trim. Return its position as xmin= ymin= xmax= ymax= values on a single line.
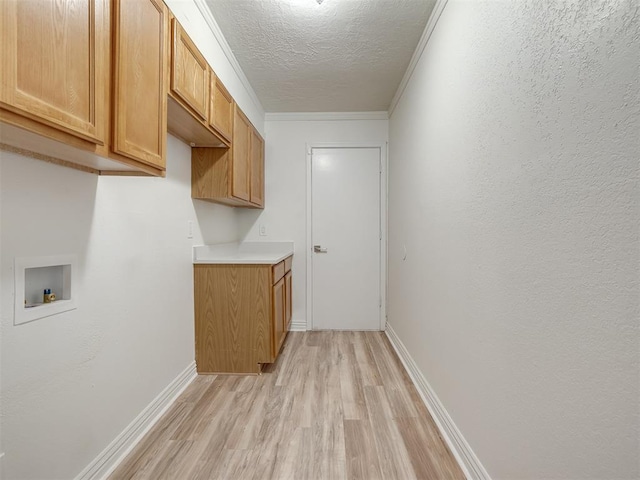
xmin=265 ymin=112 xmax=388 ymax=122
xmin=388 ymin=0 xmax=449 ymax=116
xmin=193 ymin=0 xmax=265 ymax=118
xmin=306 ymin=143 xmax=387 ymax=331
xmin=385 ymin=324 xmax=491 ymax=480
xmin=384 ymin=141 xmax=390 ymax=329
xmin=74 ymin=362 xmax=198 ymax=480
xmin=289 ymin=319 xmax=308 ymax=332
xmin=305 ymin=144 xmax=313 ymax=331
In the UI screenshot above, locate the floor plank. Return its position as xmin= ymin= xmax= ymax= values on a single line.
xmin=108 ymin=331 xmax=465 ymax=480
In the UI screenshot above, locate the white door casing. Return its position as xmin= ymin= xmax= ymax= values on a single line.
xmin=308 ymin=146 xmax=385 ymax=330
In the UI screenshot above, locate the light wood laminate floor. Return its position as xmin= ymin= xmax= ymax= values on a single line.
xmin=109 ymin=332 xmax=465 ymax=480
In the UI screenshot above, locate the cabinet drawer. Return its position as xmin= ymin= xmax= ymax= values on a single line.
xmin=284 ymin=255 xmax=292 ymax=273
xmin=272 ymin=261 xmax=285 ymax=284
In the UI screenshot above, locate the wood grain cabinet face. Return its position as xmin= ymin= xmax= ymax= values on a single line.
xmin=112 ymin=0 xmax=168 ymax=169
xmin=272 ymin=276 xmax=286 ymax=359
xmin=194 ymin=264 xmax=271 ymax=375
xmin=209 ymin=74 xmax=233 ymax=143
xmin=0 ymin=0 xmax=108 ymax=145
xmin=194 ymin=257 xmax=293 ymax=374
xmin=285 ymin=270 xmax=292 ymax=332
xmin=191 ymin=104 xmax=265 ymax=208
xmin=170 ymin=20 xmax=209 ymax=121
xmin=272 ymin=257 xmax=293 ymax=358
xmin=231 ymin=106 xmax=251 ymax=202
xmin=250 ymin=127 xmax=265 ymax=207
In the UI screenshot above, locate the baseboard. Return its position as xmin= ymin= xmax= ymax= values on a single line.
xmin=74 ymin=361 xmax=197 ymax=480
xmin=289 ymin=319 xmax=308 ymax=332
xmin=385 ymin=324 xmax=491 ymax=480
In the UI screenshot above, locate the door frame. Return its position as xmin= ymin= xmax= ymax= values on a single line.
xmin=305 ymin=142 xmax=388 ymax=331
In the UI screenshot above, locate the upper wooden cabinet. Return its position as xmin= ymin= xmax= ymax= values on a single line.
xmin=250 ymin=127 xmax=265 ymax=208
xmin=0 ymin=0 xmax=168 ymax=176
xmin=0 ymin=0 xmax=108 ymax=145
xmin=192 ymin=104 xmax=265 ymax=209
xmin=209 ymin=74 xmax=233 ymax=143
xmin=0 ymin=0 xmax=247 ymax=178
xmin=112 ymin=0 xmax=168 ymax=170
xmin=232 ymin=107 xmax=251 ymax=202
xmin=166 ymin=17 xmax=227 ymax=148
xmin=170 ymin=19 xmax=209 ymax=121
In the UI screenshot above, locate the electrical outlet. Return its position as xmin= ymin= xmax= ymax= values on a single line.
xmin=187 ymin=221 xmax=194 ymax=239
xmin=259 ymin=224 xmax=267 ymax=236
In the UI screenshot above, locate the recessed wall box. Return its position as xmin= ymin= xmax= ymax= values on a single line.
xmin=14 ymin=255 xmax=77 ymax=325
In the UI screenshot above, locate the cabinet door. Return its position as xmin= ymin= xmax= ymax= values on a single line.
xmin=112 ymin=0 xmax=168 ymax=169
xmin=231 ymin=107 xmax=251 ymax=202
xmin=272 ymin=277 xmax=286 ymax=358
xmin=170 ymin=20 xmax=209 ymax=121
xmin=209 ymin=73 xmax=233 ymax=142
xmin=0 ymin=0 xmax=107 ymax=144
xmin=284 ymin=270 xmax=292 ymax=332
xmin=250 ymin=128 xmax=265 ymax=207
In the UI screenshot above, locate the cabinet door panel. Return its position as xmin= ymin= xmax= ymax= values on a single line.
xmin=195 ymin=264 xmax=270 ymax=374
xmin=250 ymin=128 xmax=264 ymax=207
xmin=284 ymin=271 xmax=292 ymax=332
xmin=171 ymin=20 xmax=209 ymax=121
xmin=0 ymin=0 xmax=107 ymax=144
xmin=112 ymin=0 xmax=167 ymax=169
xmin=272 ymin=278 xmax=285 ymax=358
xmin=231 ymin=107 xmax=251 ymax=202
xmin=209 ymin=74 xmax=233 ymax=142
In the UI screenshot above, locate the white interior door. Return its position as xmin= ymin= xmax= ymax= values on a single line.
xmin=311 ymin=147 xmax=381 ymax=330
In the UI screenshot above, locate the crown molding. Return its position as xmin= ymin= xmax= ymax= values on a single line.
xmin=265 ymin=111 xmax=389 ymax=122
xmin=193 ymin=0 xmax=265 ymax=118
xmin=388 ymin=0 xmax=449 ymax=116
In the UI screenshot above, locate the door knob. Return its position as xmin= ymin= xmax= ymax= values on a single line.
xmin=314 ymin=245 xmax=328 ymax=253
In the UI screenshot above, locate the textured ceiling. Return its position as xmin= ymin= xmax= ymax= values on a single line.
xmin=204 ymin=0 xmax=437 ymax=113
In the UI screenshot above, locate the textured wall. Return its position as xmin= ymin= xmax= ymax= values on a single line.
xmin=388 ymin=0 xmax=639 ymax=478
xmin=205 ymin=0 xmax=436 ymax=112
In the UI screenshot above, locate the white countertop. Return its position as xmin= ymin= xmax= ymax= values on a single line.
xmin=193 ymin=242 xmax=294 ymax=264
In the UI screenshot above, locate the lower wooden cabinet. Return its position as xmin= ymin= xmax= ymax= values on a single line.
xmin=272 ymin=276 xmax=286 ymax=357
xmin=285 ymin=270 xmax=292 ymax=332
xmin=194 ymin=256 xmax=293 ymax=374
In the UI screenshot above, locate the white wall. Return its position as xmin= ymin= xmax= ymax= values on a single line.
xmin=388 ymin=1 xmax=639 ymax=479
xmin=0 ymin=1 xmax=263 ymax=477
xmin=0 ymin=135 xmax=237 ymax=480
xmin=239 ymin=118 xmax=389 ymax=328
